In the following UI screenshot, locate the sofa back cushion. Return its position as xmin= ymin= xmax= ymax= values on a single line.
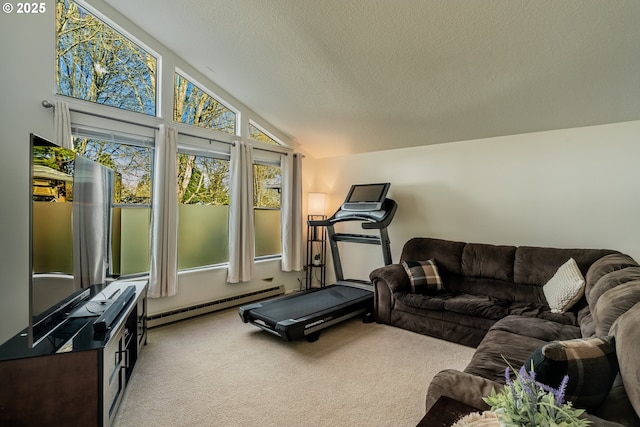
xmin=400 ymin=237 xmax=465 ymax=276
xmin=513 ymin=247 xmax=617 ymax=286
xmin=584 ymin=254 xmax=639 ymax=305
xmin=461 ymin=243 xmax=516 ymax=281
xmin=593 ymin=281 xmax=640 ymax=336
xmin=583 ymin=254 xmax=640 ymax=336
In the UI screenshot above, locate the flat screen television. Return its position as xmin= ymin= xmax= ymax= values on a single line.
xmin=29 ymin=134 xmax=115 ymax=347
xmin=341 ymin=183 xmax=390 ymax=212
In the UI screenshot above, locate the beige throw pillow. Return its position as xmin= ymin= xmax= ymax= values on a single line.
xmin=543 ymin=258 xmax=585 ymax=313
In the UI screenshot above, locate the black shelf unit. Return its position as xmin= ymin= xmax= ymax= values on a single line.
xmin=306 ymin=214 xmax=327 ymax=289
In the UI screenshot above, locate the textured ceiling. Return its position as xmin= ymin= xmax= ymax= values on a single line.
xmin=105 ymin=0 xmax=640 ymax=158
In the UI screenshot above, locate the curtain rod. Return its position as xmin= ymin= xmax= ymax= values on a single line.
xmin=177 ymin=132 xmax=290 ymax=155
xmin=177 ymin=130 xmax=235 ymax=146
xmin=42 ymin=100 xmax=160 ymax=130
xmin=42 ymin=99 xmax=298 ymax=156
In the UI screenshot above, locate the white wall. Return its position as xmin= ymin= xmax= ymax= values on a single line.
xmin=1 ymin=7 xmax=55 ymax=344
xmin=317 ymin=121 xmax=640 ymax=283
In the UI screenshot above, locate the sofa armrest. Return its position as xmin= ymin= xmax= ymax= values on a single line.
xmin=370 ymin=264 xmax=409 ymax=324
xmin=426 ymin=369 xmax=626 ymax=427
xmin=370 ymin=263 xmax=409 ymax=293
xmin=426 ymin=369 xmax=498 ymax=413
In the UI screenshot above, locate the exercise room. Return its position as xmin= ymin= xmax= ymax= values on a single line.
xmin=1 ymin=1 xmax=640 ymax=426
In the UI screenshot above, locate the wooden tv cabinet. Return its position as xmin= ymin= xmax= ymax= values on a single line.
xmin=0 ymin=280 xmax=147 ymax=426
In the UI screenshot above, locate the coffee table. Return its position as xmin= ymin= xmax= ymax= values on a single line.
xmin=416 ymin=395 xmax=481 ymax=427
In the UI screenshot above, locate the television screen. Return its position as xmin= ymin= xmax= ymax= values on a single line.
xmin=29 ymin=134 xmax=114 ymax=347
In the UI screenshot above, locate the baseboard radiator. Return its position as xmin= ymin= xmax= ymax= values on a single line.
xmin=147 ymin=285 xmax=285 ymax=328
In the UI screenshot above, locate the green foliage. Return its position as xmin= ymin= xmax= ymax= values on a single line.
xmin=177 ymin=153 xmax=230 ymax=205
xmin=253 ymin=164 xmax=280 ymax=208
xmin=483 ymin=363 xmax=590 ymax=427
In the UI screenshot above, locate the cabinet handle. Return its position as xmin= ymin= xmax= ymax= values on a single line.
xmin=123 ymin=349 xmax=130 ymax=369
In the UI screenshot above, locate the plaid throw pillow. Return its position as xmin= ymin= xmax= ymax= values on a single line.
xmin=526 ymin=335 xmax=619 ymax=411
xmin=401 ymin=259 xmax=443 ymax=294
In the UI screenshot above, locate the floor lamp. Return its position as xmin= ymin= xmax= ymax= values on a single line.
xmin=306 ymin=192 xmax=327 ymax=288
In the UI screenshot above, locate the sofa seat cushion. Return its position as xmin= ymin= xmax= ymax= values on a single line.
xmin=490 ymin=315 xmax=581 ymax=342
xmin=463 ymin=316 xmax=582 ymax=384
xmin=444 ymin=293 xmax=511 ymax=320
xmin=395 ymin=292 xmax=509 ymax=319
xmin=394 ymin=291 xmax=451 ymax=310
xmin=464 ymin=329 xmax=547 ymax=383
xmin=394 ymin=292 xmax=577 ymax=324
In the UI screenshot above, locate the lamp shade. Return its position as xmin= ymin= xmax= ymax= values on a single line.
xmin=308 ymin=192 xmax=327 ymax=215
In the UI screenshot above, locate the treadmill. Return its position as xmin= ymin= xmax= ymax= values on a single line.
xmin=239 ymin=183 xmax=396 ymax=342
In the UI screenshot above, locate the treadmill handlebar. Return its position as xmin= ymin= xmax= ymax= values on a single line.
xmin=308 ymin=198 xmax=397 ymax=230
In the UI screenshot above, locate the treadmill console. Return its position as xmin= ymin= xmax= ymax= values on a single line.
xmin=333 ymin=209 xmax=386 ymax=222
xmin=340 ymin=183 xmax=390 ymax=212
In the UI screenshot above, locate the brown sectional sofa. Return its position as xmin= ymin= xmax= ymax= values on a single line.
xmin=370 ymin=237 xmax=640 ymax=426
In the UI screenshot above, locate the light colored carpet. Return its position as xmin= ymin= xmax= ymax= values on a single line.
xmin=113 ymin=308 xmax=475 ymax=427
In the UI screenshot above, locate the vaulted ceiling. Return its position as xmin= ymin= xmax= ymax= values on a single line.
xmin=105 ymin=0 xmax=640 ymax=159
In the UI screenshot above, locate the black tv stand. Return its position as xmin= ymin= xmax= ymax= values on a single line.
xmin=0 ymin=280 xmax=148 ymax=426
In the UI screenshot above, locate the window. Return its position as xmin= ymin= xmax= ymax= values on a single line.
xmin=73 ymin=129 xmax=154 ymax=276
xmin=177 ymin=149 xmax=231 ymax=269
xmin=56 ymin=0 xmax=158 ymax=116
xmin=254 ymin=162 xmax=281 ymax=257
xmin=249 ymin=122 xmax=282 ymax=146
xmin=174 ymin=72 xmax=237 ymax=135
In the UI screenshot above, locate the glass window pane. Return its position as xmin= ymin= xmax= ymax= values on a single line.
xmin=115 ymin=206 xmax=151 ymax=276
xmin=177 ymin=152 xmax=231 ymax=269
xmin=178 ymin=205 xmax=229 ymax=269
xmin=33 ymin=203 xmax=73 ymax=274
xmin=174 ymin=73 xmax=237 ymax=135
xmin=253 ymin=164 xmax=281 ymax=208
xmin=249 ymin=122 xmax=281 ymax=145
xmin=255 ymin=209 xmax=281 ymax=257
xmin=56 ymin=0 xmax=157 ymax=115
xmin=74 ymin=137 xmax=153 ymax=276
xmin=254 ymin=163 xmax=281 ymax=257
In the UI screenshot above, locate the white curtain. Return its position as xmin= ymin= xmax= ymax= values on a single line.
xmin=54 ymin=100 xmax=73 ymax=149
xmin=280 ymin=153 xmax=303 ymax=272
xmin=73 ymin=155 xmax=114 ymax=289
xmin=227 ymin=141 xmax=255 ymax=283
xmin=149 ymin=125 xmax=179 ymax=298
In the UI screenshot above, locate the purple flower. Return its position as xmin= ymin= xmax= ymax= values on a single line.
xmin=555 ymin=375 xmax=569 ymax=405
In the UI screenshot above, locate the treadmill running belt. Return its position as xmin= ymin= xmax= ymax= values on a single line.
xmin=252 ymin=285 xmax=371 ymax=322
